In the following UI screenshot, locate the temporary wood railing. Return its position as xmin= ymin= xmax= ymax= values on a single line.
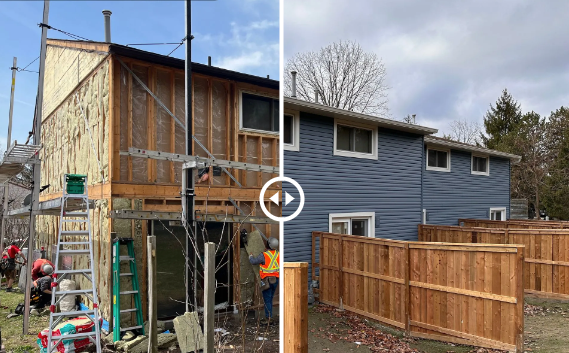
xmin=284 ymin=263 xmax=308 ymax=353
xmin=312 ymin=232 xmax=524 ymax=352
xmin=459 ymin=218 xmax=569 ymax=229
xmin=420 ymin=224 xmax=569 ymax=300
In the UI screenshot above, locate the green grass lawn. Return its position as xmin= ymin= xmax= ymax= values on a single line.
xmin=0 ymin=287 xmax=50 ymax=352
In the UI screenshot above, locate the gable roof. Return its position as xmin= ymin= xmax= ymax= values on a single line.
xmin=47 ymin=39 xmax=279 ymax=90
xmin=284 ymin=97 xmax=438 ymax=135
xmin=425 ymin=136 xmax=521 ymax=163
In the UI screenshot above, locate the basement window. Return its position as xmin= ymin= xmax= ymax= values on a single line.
xmin=283 ymin=110 xmax=300 ymax=151
xmin=426 ymin=147 xmax=450 ymax=172
xmin=329 ymin=212 xmax=375 ymax=237
xmin=490 ymin=207 xmax=506 ymax=221
xmin=240 ymin=91 xmax=279 ymax=134
xmin=333 ymin=119 xmax=378 ymax=160
xmin=472 ymin=154 xmax=489 ymax=176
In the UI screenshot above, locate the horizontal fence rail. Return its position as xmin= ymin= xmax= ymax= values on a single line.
xmin=420 ymin=224 xmax=569 ymax=300
xmin=459 ymin=218 xmax=569 ymax=229
xmin=312 ymin=231 xmax=524 ymax=352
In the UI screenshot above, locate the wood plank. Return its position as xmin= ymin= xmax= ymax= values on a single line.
xmin=225 ymin=82 xmax=231 ymax=185
xmin=343 ymin=304 xmax=405 ymax=329
xmin=127 ymin=63 xmax=133 ymax=181
xmin=284 ymin=263 xmax=308 ymax=353
xmin=147 ymin=66 xmax=156 ymax=182
xmin=408 ymin=281 xmax=517 ymax=303
xmin=410 ymin=243 xmax=519 ymax=253
xmin=169 ymin=70 xmax=175 ymax=184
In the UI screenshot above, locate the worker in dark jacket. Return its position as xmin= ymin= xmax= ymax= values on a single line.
xmin=31 ymin=274 xmax=53 ymax=310
xmin=249 ymin=237 xmax=279 ymax=325
xmin=31 ymin=258 xmax=54 ymax=281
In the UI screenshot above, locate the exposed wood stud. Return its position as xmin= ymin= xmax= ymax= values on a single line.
xmin=127 ymin=63 xmax=133 ymax=181
xmin=170 ymin=70 xmax=176 ymax=183
xmin=147 ymin=66 xmax=157 ymax=182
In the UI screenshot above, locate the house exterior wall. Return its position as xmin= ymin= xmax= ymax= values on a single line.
xmin=422 ymin=147 xmax=511 ymax=225
xmin=283 ymin=111 xmax=424 ymax=265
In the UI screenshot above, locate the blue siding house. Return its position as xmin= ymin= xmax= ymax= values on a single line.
xmin=283 ymin=97 xmax=520 ymax=265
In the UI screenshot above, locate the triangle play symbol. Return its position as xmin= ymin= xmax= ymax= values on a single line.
xmin=270 ymin=191 xmax=280 ymax=206
xmin=285 ymin=191 xmax=295 ymax=206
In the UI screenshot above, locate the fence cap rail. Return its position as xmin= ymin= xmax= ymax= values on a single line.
xmin=284 ymin=262 xmax=308 ymax=268
xmin=410 ymin=242 xmax=523 ymax=253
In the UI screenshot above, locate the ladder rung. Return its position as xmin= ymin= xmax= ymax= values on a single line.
xmin=62 ymin=219 xmax=88 ymax=223
xmin=119 ymin=256 xmax=134 ymax=261
xmin=120 ymin=325 xmax=143 ymax=332
xmin=55 ymin=269 xmax=92 ymax=275
xmin=59 ymin=249 xmax=90 ymax=255
xmin=51 ymin=310 xmax=95 ymax=317
xmin=63 ymin=212 xmax=88 ymax=217
xmin=59 ymin=242 xmax=91 ymax=246
xmin=120 ymin=273 xmax=133 ymax=277
xmin=55 ymin=289 xmax=94 ymax=295
xmin=120 ymin=290 xmax=138 ymax=295
xmin=120 ymin=308 xmax=139 ymax=314
xmin=46 ymin=331 xmax=97 ymax=341
xmin=61 ymin=230 xmax=89 ymax=235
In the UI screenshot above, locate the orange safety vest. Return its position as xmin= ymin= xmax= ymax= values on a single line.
xmin=259 ymin=250 xmax=280 ymax=279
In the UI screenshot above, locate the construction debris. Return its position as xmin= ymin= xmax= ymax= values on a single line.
xmin=173 ymin=312 xmax=204 ymax=352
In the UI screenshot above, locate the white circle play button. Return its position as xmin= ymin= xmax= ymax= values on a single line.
xmin=260 ymin=177 xmax=305 ymax=222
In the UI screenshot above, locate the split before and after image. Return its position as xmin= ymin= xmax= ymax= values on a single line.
xmin=0 ymin=0 xmax=568 ymax=352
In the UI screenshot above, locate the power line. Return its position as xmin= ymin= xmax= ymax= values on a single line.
xmin=19 ymin=56 xmax=40 ymax=71
xmin=38 ymin=23 xmax=93 ymax=42
xmin=167 ymin=35 xmax=193 ymax=57
xmin=126 ymin=42 xmax=182 ymax=46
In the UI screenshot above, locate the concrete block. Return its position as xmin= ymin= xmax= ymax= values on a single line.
xmin=173 ymin=312 xmax=204 ymax=353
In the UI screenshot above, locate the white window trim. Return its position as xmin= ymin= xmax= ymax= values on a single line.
xmin=329 ymin=212 xmax=376 ymax=238
xmin=471 ymin=153 xmax=490 ymax=176
xmin=426 ymin=146 xmax=451 ymax=172
xmin=489 ymin=207 xmax=506 ymax=221
xmin=333 ymin=119 xmax=378 ymax=160
xmin=283 ymin=109 xmax=300 ymax=152
xmin=239 ymin=90 xmax=279 ymax=135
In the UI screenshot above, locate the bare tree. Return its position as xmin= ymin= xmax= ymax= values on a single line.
xmin=285 ymin=41 xmax=389 ymax=117
xmin=441 ymin=119 xmax=482 ymax=145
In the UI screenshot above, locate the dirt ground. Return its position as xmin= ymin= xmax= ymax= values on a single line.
xmin=0 ymin=287 xmax=278 ymax=353
xmin=308 ymin=298 xmax=569 ymax=353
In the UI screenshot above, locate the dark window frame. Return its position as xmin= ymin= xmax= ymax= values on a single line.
xmin=240 ymin=91 xmax=279 ymax=134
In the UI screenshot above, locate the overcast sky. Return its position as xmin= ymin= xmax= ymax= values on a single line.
xmin=0 ymin=0 xmax=278 ymax=151
xmin=284 ymin=0 xmax=569 ymax=135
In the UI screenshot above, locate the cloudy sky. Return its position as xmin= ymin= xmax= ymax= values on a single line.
xmin=0 ymin=0 xmax=278 ymax=151
xmin=284 ymin=0 xmax=569 ymax=135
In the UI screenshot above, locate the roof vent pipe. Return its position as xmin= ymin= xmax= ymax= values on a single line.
xmin=208 ymin=56 xmax=211 ymax=66
xmin=315 ymin=90 xmax=319 ymax=104
xmin=291 ymin=71 xmax=297 ymax=98
xmin=102 ymin=10 xmax=112 ymax=43
xmin=412 ymin=114 xmax=416 ymax=124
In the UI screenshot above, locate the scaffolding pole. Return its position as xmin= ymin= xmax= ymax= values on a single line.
xmin=24 ymin=0 xmax=49 ymax=334
xmin=0 ymin=57 xmax=17 ymax=257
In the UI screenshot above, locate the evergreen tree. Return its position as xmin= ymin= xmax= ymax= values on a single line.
xmin=481 ymin=89 xmax=523 ymax=151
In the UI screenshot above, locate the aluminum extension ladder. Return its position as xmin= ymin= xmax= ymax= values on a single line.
xmin=47 ymin=174 xmax=102 ymax=353
xmin=112 ymin=237 xmax=144 ymax=342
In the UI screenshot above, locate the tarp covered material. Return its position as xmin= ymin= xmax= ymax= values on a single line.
xmin=37 ymin=316 xmax=102 ymax=353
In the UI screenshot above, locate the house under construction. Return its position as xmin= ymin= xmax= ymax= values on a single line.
xmin=8 ymin=35 xmax=280 ymax=325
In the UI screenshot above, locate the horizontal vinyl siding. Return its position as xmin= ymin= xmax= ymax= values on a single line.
xmin=283 ymin=112 xmax=423 ymax=265
xmin=423 ymin=147 xmax=511 ymax=225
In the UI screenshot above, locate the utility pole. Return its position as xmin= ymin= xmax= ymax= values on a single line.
xmin=0 ymin=57 xmax=17 ymax=257
xmin=24 ymin=0 xmax=49 ymax=334
xmin=204 ymin=242 xmax=216 ymax=352
xmin=147 ymin=236 xmax=157 ymax=353
xmin=183 ymin=0 xmax=196 ymax=313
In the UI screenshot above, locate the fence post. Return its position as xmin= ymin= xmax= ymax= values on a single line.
xmin=284 ymin=262 xmax=308 ymax=353
xmin=204 ymin=242 xmax=216 ymax=353
xmin=515 ymin=246 xmax=525 ymax=352
xmin=404 ymin=243 xmax=410 ymax=335
xmin=147 ymin=236 xmax=157 ymax=353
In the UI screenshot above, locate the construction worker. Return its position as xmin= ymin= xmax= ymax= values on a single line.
xmin=31 ymin=273 xmax=53 ymax=312
xmin=2 ymin=241 xmax=27 ymax=292
xmin=31 ymin=258 xmax=55 ymax=281
xmin=249 ymin=237 xmax=279 ymax=325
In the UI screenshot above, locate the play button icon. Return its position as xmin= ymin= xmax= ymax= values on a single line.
xmin=268 ymin=191 xmax=295 ymax=207
xmin=260 ymin=177 xmax=305 ymax=222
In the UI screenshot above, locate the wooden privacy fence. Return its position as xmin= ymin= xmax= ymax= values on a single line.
xmin=459 ymin=218 xmax=569 ymax=229
xmin=312 ymin=232 xmax=524 ymax=352
xmin=420 ymin=224 xmax=569 ymax=299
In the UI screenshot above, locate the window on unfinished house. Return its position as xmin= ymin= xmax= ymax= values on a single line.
xmin=240 ymin=92 xmax=279 ymax=134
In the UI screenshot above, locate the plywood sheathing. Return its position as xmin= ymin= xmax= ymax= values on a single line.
xmin=42 ymin=44 xmax=108 ymax=120
xmin=40 ymin=60 xmax=110 ymax=196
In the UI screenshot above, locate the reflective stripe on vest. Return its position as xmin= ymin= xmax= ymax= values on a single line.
xmin=260 ymin=250 xmax=279 ymax=277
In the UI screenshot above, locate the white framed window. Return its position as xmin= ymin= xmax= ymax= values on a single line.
xmin=329 ymin=212 xmax=375 ymax=237
xmin=426 ymin=147 xmax=451 ymax=172
xmin=490 ymin=207 xmax=506 ymax=221
xmin=333 ymin=119 xmax=378 ymax=160
xmin=239 ymin=91 xmax=279 ymax=134
xmin=283 ymin=109 xmax=300 ymax=151
xmin=471 ymin=154 xmax=490 ymax=176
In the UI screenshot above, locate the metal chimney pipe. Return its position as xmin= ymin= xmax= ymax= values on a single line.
xmin=102 ymin=10 xmax=112 ymax=43
xmin=208 ymin=56 xmax=211 ymax=66
xmin=412 ymin=114 xmax=416 ymax=124
xmin=291 ymin=71 xmax=297 ymax=98
xmin=315 ymin=90 xmax=319 ymax=104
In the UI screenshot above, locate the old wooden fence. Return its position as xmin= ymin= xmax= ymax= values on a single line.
xmin=420 ymin=224 xmax=569 ymax=299
xmin=312 ymin=231 xmax=524 ymax=351
xmin=459 ymin=218 xmax=569 ymax=229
